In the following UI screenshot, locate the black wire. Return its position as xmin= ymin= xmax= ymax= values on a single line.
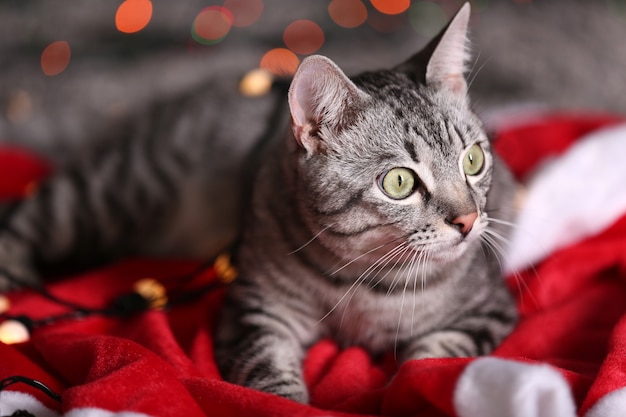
xmin=0 ymin=266 xmax=91 ymax=313
xmin=0 ymin=255 xmax=227 ymax=330
xmin=0 ymin=375 xmax=62 ymax=403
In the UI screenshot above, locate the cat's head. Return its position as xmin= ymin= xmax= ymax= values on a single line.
xmin=287 ymin=3 xmax=492 ymax=265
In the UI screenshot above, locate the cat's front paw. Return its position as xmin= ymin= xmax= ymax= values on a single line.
xmin=216 ymin=344 xmax=309 ymax=403
xmin=0 ymin=237 xmax=40 ymax=292
xmin=402 ymin=330 xmax=482 ymax=361
xmin=255 ymin=377 xmax=309 ymax=404
xmin=227 ymin=364 xmax=309 ymax=403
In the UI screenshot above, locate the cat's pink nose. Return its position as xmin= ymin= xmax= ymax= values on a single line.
xmin=450 ymin=212 xmax=478 ymax=237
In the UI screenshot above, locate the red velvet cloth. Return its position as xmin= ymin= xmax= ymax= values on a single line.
xmin=1 ymin=114 xmax=626 ymax=416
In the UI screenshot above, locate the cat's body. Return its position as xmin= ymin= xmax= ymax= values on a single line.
xmin=0 ymin=3 xmax=517 ymax=404
xmin=215 ymin=5 xmax=517 ymax=402
xmin=0 ymin=77 xmax=286 ymax=284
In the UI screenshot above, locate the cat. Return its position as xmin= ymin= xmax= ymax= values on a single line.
xmin=213 ymin=3 xmax=518 ymax=403
xmin=0 ymin=2 xmax=518 ymax=404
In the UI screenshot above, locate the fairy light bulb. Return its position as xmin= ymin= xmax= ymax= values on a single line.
xmin=0 ymin=295 xmax=9 ymax=314
xmin=0 ymin=319 xmax=30 ymax=344
xmin=239 ymin=68 xmax=274 ymax=97
xmin=134 ymin=278 xmax=168 ymax=309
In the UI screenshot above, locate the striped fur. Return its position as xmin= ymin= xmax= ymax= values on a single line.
xmin=0 ymin=79 xmax=286 ymax=289
xmin=215 ymin=4 xmax=518 ymax=403
xmin=0 ymin=3 xmax=518 ymax=404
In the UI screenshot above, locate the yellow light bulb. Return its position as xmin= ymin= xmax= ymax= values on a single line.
xmin=0 ymin=320 xmax=30 ymax=344
xmin=0 ymin=295 xmax=10 ymax=314
xmin=239 ymin=68 xmax=274 ymax=97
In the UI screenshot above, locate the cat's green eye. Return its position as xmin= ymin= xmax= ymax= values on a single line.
xmin=463 ymin=144 xmax=485 ymax=176
xmin=380 ymin=167 xmax=416 ymax=200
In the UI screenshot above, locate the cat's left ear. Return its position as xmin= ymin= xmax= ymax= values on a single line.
xmin=399 ymin=2 xmax=471 ymax=99
xmin=288 ymin=55 xmax=369 ymax=155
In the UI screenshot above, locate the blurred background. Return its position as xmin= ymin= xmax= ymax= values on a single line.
xmin=2 ymin=0 xmax=626 ymax=160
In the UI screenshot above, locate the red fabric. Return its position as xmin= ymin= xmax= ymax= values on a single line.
xmin=1 ymin=113 xmax=626 ymax=416
xmin=493 ymin=112 xmax=623 ymax=179
xmin=0 ymin=146 xmax=51 ymax=200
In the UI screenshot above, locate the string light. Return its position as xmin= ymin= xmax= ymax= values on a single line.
xmin=328 ymin=0 xmax=368 ymax=29
xmin=214 ymin=253 xmax=238 ymax=284
xmin=224 ymin=0 xmax=264 ymax=27
xmin=260 ymin=48 xmax=300 ymax=77
xmin=283 ymin=19 xmax=325 ymax=55
xmin=409 ymin=1 xmax=447 ymax=37
xmin=0 ymin=376 xmax=61 ymax=403
xmin=192 ymin=6 xmax=233 ymax=46
xmin=0 ymin=296 xmax=9 ymax=314
xmin=370 ymin=0 xmax=410 ymax=15
xmin=6 ymin=89 xmax=33 ymax=124
xmin=0 ymin=319 xmax=30 ymax=344
xmin=134 ymin=278 xmax=168 ymax=310
xmin=239 ymin=68 xmax=274 ymax=97
xmin=115 ymin=0 xmax=153 ymax=34
xmin=40 ymin=41 xmax=71 ymax=76
xmin=0 ymin=254 xmax=236 ymax=345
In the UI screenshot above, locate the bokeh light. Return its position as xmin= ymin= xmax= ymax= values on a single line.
xmin=370 ymin=0 xmax=410 ymax=15
xmin=409 ymin=1 xmax=447 ymax=37
xmin=41 ymin=41 xmax=71 ymax=76
xmin=0 ymin=295 xmax=8 ymax=314
xmin=192 ymin=6 xmax=233 ymax=45
xmin=283 ymin=19 xmax=325 ymax=55
xmin=260 ymin=48 xmax=300 ymax=77
xmin=6 ymin=90 xmax=33 ymax=124
xmin=0 ymin=319 xmax=30 ymax=344
xmin=368 ymin=11 xmax=406 ymax=33
xmin=115 ymin=0 xmax=153 ymax=34
xmin=328 ymin=0 xmax=368 ymax=29
xmin=224 ymin=0 xmax=264 ymax=27
xmin=240 ymin=68 xmax=274 ymax=97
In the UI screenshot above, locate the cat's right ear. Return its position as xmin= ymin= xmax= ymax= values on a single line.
xmin=397 ymin=2 xmax=471 ymax=99
xmin=288 ymin=55 xmax=368 ymax=155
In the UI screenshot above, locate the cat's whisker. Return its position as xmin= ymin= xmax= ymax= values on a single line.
xmin=481 ymin=231 xmax=506 ymax=270
xmin=365 ymin=243 xmax=412 ymax=289
xmin=481 ymin=229 xmax=540 ymax=309
xmin=387 ymin=246 xmax=418 ymax=297
xmin=467 ymin=52 xmax=492 ymax=94
xmin=337 ymin=242 xmax=409 ymax=328
xmin=411 ymin=246 xmax=430 ymax=336
xmin=391 ymin=249 xmax=417 ymax=358
xmin=395 ymin=254 xmax=415 ymax=357
xmin=327 ymin=234 xmax=408 ymax=277
xmin=287 ymin=223 xmax=336 ymax=255
xmin=396 ymin=244 xmax=430 ymax=351
xmin=486 ymin=217 xmax=518 ymax=229
xmin=486 ymin=214 xmax=545 ymax=288
xmin=318 ymin=240 xmax=408 ymax=325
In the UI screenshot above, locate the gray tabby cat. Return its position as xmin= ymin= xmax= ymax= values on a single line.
xmin=214 ymin=3 xmax=517 ymax=403
xmin=0 ymin=2 xmax=517 ymax=404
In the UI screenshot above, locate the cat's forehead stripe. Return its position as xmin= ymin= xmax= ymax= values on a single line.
xmin=449 ymin=122 xmax=468 ymax=147
xmin=403 ymin=140 xmax=419 ymax=163
xmin=408 ymin=122 xmax=442 ymax=153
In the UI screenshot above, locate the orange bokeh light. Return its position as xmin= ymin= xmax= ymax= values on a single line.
xmin=283 ymin=20 xmax=325 ymax=55
xmin=328 ymin=0 xmax=368 ymax=28
xmin=193 ymin=6 xmax=233 ymax=44
xmin=260 ymin=48 xmax=300 ymax=77
xmin=224 ymin=0 xmax=264 ymax=27
xmin=370 ymin=0 xmax=410 ymax=15
xmin=115 ymin=0 xmax=153 ymax=34
xmin=41 ymin=41 xmax=71 ymax=76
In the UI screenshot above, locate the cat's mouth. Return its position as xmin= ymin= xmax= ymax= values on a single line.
xmin=407 ymin=222 xmax=484 ymax=264
xmin=426 ymin=240 xmax=472 ymax=264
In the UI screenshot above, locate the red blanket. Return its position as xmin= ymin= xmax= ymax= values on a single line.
xmin=1 ymin=113 xmax=626 ymax=417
